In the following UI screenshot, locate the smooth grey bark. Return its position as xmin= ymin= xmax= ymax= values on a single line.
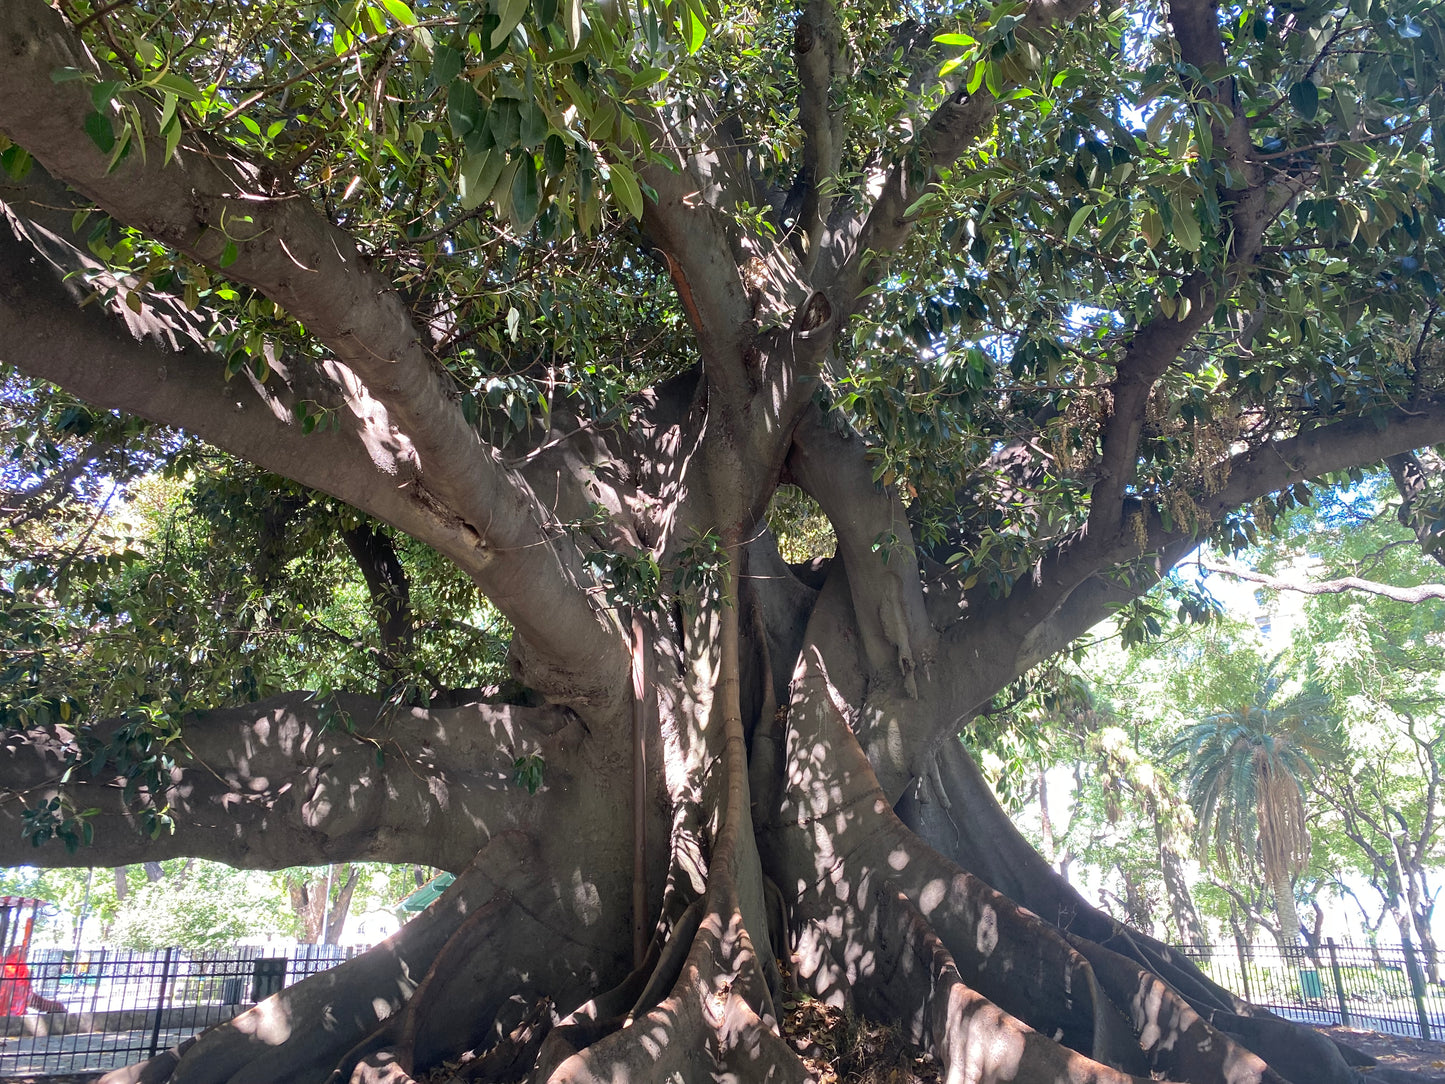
xmin=0 ymin=693 xmax=590 ymax=872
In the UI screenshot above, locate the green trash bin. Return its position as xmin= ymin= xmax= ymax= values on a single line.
xmin=1298 ymin=968 xmax=1324 ymax=999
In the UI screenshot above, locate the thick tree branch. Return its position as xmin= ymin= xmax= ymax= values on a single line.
xmin=1049 ymin=401 xmax=1445 ymax=647
xmin=633 ymin=110 xmax=758 ymax=400
xmin=791 ymin=0 xmax=845 ymax=272
xmin=1192 ymin=556 xmax=1445 ymax=603
xmin=341 ymin=521 xmax=415 ymax=680
xmin=1085 ymin=0 xmax=1280 ymax=532
xmin=0 ymin=4 xmax=482 ymax=520
xmin=0 ymin=220 xmax=446 ymax=550
xmin=873 ymin=398 xmax=1445 ymax=785
xmin=0 ymin=692 xmax=583 ymax=871
xmin=786 ymin=405 xmax=937 ymax=694
xmin=1087 ymin=292 xmax=1213 ymax=532
xmin=0 ymin=2 xmax=628 ymax=711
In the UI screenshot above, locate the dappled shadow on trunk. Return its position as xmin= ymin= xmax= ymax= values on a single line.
xmin=758 ymin=642 xmax=1283 ymax=1084
xmin=103 ymin=609 xmax=1383 ymax=1084
xmin=898 ymin=726 xmax=1372 ymax=1083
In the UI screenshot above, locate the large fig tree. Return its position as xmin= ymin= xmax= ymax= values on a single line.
xmin=1 ymin=0 xmax=1444 ymax=1080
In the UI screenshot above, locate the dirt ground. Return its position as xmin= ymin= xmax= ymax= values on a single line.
xmin=1322 ymin=1025 xmax=1445 ymax=1081
xmin=5 ymin=1026 xmax=1445 ymax=1083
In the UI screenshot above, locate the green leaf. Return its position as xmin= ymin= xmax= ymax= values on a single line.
xmin=220 ymin=240 xmax=239 ymax=267
xmin=165 ymin=115 xmax=184 ymax=163
xmin=983 ymin=61 xmax=1002 ymax=98
xmin=489 ymin=97 xmax=522 ymax=148
xmin=490 ymin=156 xmax=522 ymax=213
xmin=83 ymin=111 xmax=116 ymax=154
xmin=966 ymin=61 xmax=986 ymax=95
xmin=459 ymin=148 xmax=502 ymax=209
xmin=934 ymin=31 xmax=978 ymax=46
xmin=492 ymin=0 xmax=529 ymax=48
xmin=91 ymin=80 xmax=123 ymax=113
xmin=680 ymin=0 xmax=706 ymax=54
xmin=607 ymin=159 xmax=644 ymax=220
xmin=1066 ymin=205 xmax=1093 ymax=243
xmin=563 ymin=0 xmax=582 ymax=47
xmin=1145 ymin=104 xmax=1173 ymax=145
xmin=0 ymin=145 xmax=33 ymax=182
xmin=158 ymin=91 xmax=179 ymax=133
xmin=379 ymin=0 xmax=417 ymax=25
xmin=544 ymin=132 xmax=568 ymax=176
xmin=903 ymin=190 xmax=939 ymax=217
xmin=151 ymin=73 xmax=204 ymax=100
xmin=447 ymin=79 xmax=482 ymax=137
xmin=1140 ymin=208 xmax=1163 ymax=248
xmin=519 ymin=102 xmax=548 ymax=150
xmin=133 ymin=36 xmax=162 ymax=66
xmin=1169 ymin=194 xmax=1201 ymax=252
xmin=1289 ymin=80 xmax=1319 ymax=121
xmin=431 ymin=44 xmax=463 ymax=86
xmin=510 ymin=154 xmax=540 ymax=227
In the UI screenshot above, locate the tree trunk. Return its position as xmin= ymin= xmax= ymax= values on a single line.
xmin=1405 ymin=867 xmax=1441 ymax=984
xmin=324 ymin=867 xmax=361 ymax=946
xmin=1155 ymin=812 xmax=1208 ymax=947
xmin=1268 ymin=864 xmax=1304 ymax=953
xmin=29 ymin=554 xmax=1365 ymax=1084
xmin=287 ymin=878 xmax=325 ymax=945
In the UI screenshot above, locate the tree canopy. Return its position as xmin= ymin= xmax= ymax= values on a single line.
xmin=2 ymin=0 xmax=1445 ymax=1080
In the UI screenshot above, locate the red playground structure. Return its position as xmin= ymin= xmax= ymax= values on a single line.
xmin=0 ymin=896 xmax=44 ymax=1016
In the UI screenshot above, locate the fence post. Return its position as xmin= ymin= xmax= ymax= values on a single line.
xmin=1402 ymin=935 xmax=1432 ymax=1041
xmin=88 ymin=947 xmax=107 ymax=1015
xmin=1234 ymin=935 xmax=1253 ymax=1004
xmin=1326 ymin=938 xmax=1351 ymax=1027
xmin=149 ymin=947 xmax=175 ymax=1059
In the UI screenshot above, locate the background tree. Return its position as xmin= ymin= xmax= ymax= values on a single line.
xmin=0 ymin=0 xmax=1443 ymax=1081
xmin=109 ymin=861 xmax=296 ymax=950
xmin=1206 ymin=472 xmax=1445 ymax=980
xmin=972 ymin=670 xmax=1211 ymax=946
xmin=1169 ymin=659 xmax=1336 ymax=953
xmin=284 ymin=865 xmax=364 ymax=946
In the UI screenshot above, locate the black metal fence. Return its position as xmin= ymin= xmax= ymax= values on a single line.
xmin=1176 ymin=938 xmax=1445 ymax=1040
xmin=4 ymin=938 xmax=1442 ymax=1074
xmin=0 ymin=944 xmax=369 ymax=1075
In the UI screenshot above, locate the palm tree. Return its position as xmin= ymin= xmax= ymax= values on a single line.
xmin=1169 ymin=661 xmax=1337 ymax=952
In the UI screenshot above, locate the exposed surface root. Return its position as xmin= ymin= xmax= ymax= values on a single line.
xmin=758 ymin=635 xmax=1345 ymax=1084
xmin=93 ymin=575 xmax=1397 ymax=1084
xmin=101 ymin=833 xmax=619 ymax=1084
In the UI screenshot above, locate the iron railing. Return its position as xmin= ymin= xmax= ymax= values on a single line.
xmin=1175 ymin=937 xmax=1445 ymax=1040
xmin=0 ymin=944 xmax=369 ymax=1075
xmin=3 ymin=938 xmax=1441 ymax=1074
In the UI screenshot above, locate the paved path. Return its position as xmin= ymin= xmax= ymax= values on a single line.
xmin=0 ymin=1026 xmax=196 ymax=1074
